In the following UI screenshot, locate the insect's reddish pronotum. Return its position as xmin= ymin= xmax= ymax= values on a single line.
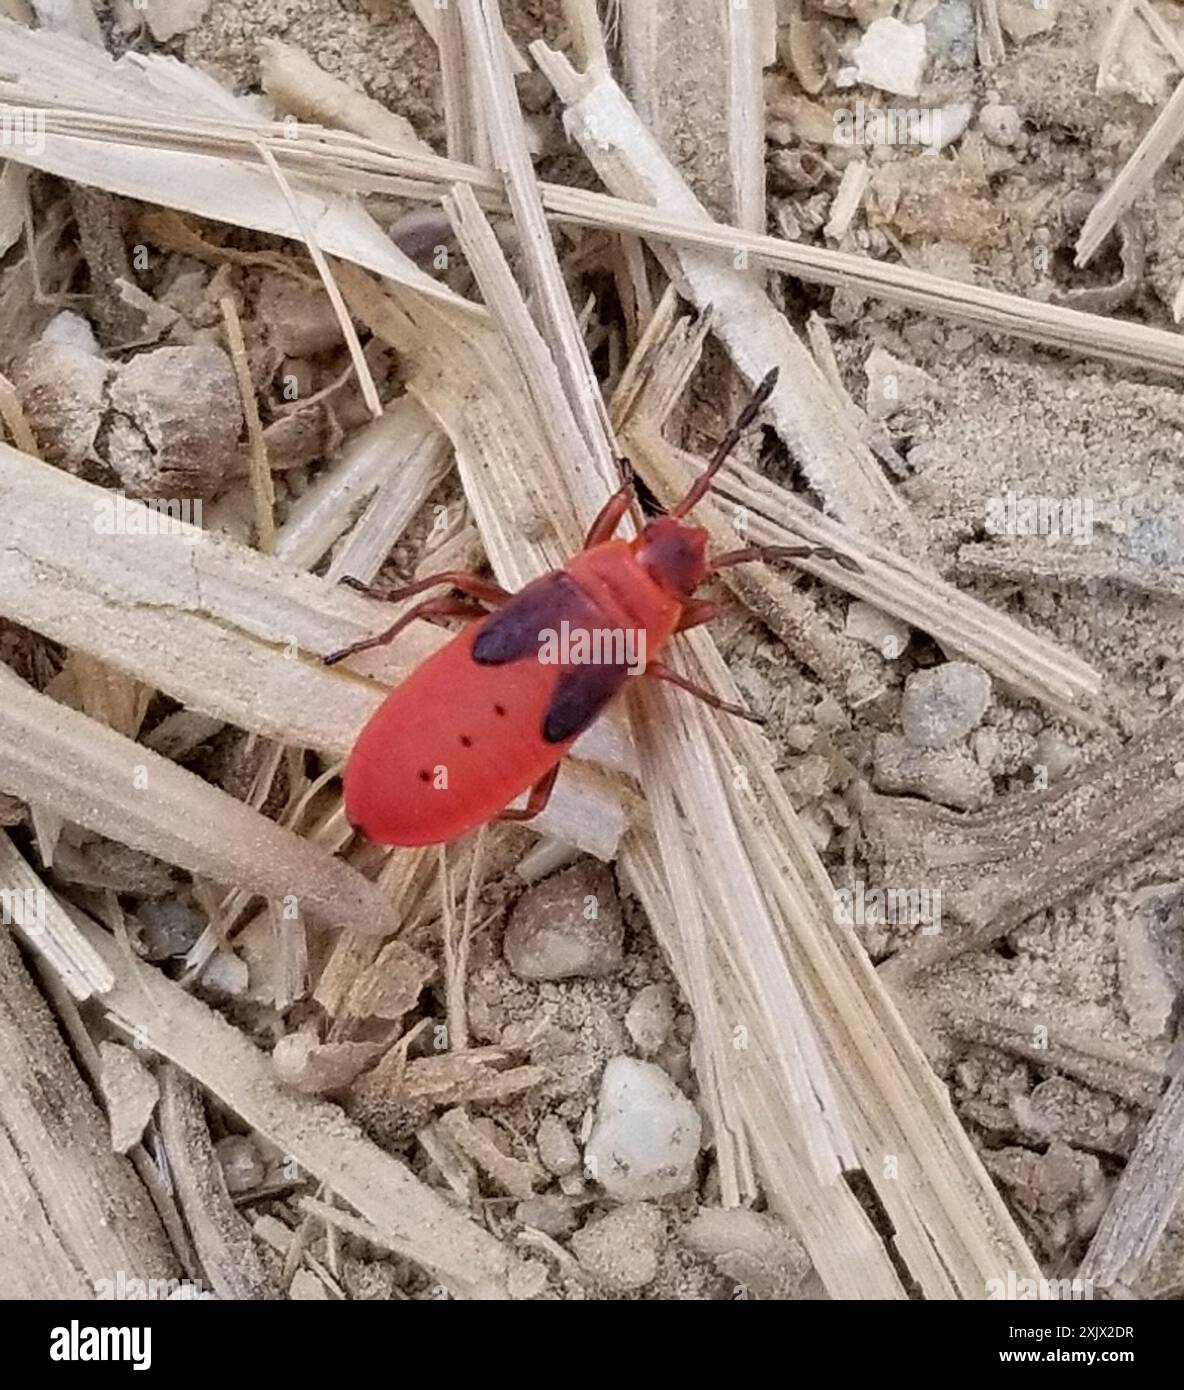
xmin=327 ymin=368 xmax=857 ymax=846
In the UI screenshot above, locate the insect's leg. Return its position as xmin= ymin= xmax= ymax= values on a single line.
xmin=324 ymin=596 xmax=489 ymax=666
xmin=644 ymin=660 xmax=764 ymax=725
xmin=341 ymin=570 xmax=511 ymax=605
xmin=496 ymin=761 xmax=561 ymax=823
xmin=675 ymin=599 xmax=718 ymax=633
xmin=707 ymin=544 xmax=862 ymax=575
xmin=582 ymin=460 xmax=636 ymax=549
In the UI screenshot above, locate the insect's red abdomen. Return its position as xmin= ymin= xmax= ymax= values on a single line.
xmin=344 ymin=623 xmax=564 ymax=845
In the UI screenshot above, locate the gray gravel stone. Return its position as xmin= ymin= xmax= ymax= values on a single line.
xmin=901 ymin=661 xmax=992 ymax=749
xmin=570 ymin=1202 xmax=664 ymax=1291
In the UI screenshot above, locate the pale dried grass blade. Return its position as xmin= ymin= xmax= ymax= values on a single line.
xmin=254 ymin=142 xmax=381 ymax=419
xmin=459 ymin=0 xmax=617 ymax=479
xmin=77 ymin=912 xmax=520 ymax=1298
xmin=628 ymin=424 xmax=1101 ymax=717
xmin=727 ymin=0 xmax=768 ymax=233
xmin=444 ymin=181 xmax=603 ymax=515
xmin=0 ymin=18 xmax=474 ymax=314
xmin=533 ymin=42 xmax=922 ymax=544
xmin=0 ymin=368 xmax=37 ymax=454
xmin=1079 ymin=1066 xmax=1184 ymax=1291
xmin=631 ymin=632 xmax=1045 ymax=1296
xmin=0 ymin=666 xmax=390 ymax=934
xmin=618 ymin=0 xmax=765 ymax=231
xmin=275 ymin=397 xmax=452 ymax=575
xmin=1076 ymin=74 xmax=1184 ymax=267
xmin=259 ymin=39 xmax=431 ymax=153
xmin=1097 ymin=0 xmax=1137 ymax=88
xmin=825 ymin=160 xmax=870 ymax=242
xmin=220 ymin=294 xmax=276 ymax=554
xmin=437 ymin=0 xmax=487 ymax=164
xmin=1136 ymin=0 xmax=1184 ymax=69
xmin=8 ymin=45 xmax=1184 ymax=374
xmin=0 ymin=830 xmax=114 ymax=999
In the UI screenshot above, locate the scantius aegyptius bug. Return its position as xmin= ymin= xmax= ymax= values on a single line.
xmin=326 ymin=368 xmax=858 ymax=847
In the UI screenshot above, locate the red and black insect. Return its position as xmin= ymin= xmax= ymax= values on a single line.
xmin=326 ymin=369 xmax=856 ymax=846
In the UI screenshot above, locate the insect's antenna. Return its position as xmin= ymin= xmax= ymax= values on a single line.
xmin=670 ymin=367 xmax=779 ymax=520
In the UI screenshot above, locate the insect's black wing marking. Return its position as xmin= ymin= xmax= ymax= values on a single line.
xmin=472 ymin=568 xmax=631 ymax=742
xmin=543 ymin=662 xmax=631 ymax=744
xmin=472 ymin=571 xmax=596 ymax=665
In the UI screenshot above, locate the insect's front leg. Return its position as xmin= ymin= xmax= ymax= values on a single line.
xmin=341 ymin=570 xmax=511 ymax=605
xmin=582 ymin=460 xmax=636 ymax=549
xmin=707 ymin=544 xmax=861 ymax=575
xmin=644 ymin=660 xmax=764 ymax=725
xmin=675 ymin=599 xmax=718 ymax=633
xmin=324 ymin=596 xmax=490 ymax=666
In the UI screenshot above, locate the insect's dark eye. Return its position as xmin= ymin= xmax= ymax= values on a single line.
xmin=418 ymin=769 xmax=431 ymax=783
xmin=494 ymin=704 xmax=507 ymax=717
xmin=460 ymin=735 xmax=473 ymax=748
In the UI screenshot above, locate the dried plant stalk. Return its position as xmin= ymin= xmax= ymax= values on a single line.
xmin=7 ymin=23 xmax=1184 ymax=375
xmin=1076 ymin=74 xmax=1184 ymax=267
xmin=0 ymin=830 xmax=113 ymax=999
xmin=77 ymin=914 xmax=521 ymax=1299
xmin=157 ymin=1065 xmax=279 ymax=1299
xmin=534 ymin=42 xmax=916 ymax=543
xmin=621 ymin=632 xmax=1045 ymax=1297
xmin=0 ymin=665 xmax=391 ymax=935
xmin=0 ymin=19 xmax=475 ymax=315
xmin=0 ymin=925 xmax=178 ymax=1298
xmin=1079 ymin=1066 xmax=1184 ymax=1289
xmin=619 ymin=0 xmax=765 ymax=230
xmin=631 ymin=424 xmax=1100 ymax=717
xmin=221 ymin=294 xmax=276 ymax=554
xmin=275 ymin=397 xmax=452 ymax=576
xmin=259 ymin=39 xmax=431 ymax=153
xmin=458 ymin=0 xmax=617 ymax=475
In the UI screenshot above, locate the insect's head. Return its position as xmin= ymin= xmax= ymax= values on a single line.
xmin=633 ymin=367 xmax=779 ymax=599
xmin=635 ymin=515 xmax=710 ymax=597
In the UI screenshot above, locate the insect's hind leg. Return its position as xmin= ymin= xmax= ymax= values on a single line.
xmin=324 ymin=596 xmax=490 ymax=667
xmin=496 ymin=761 xmax=560 ymax=822
xmin=340 ymin=570 xmax=511 ymax=605
xmin=645 ymin=660 xmax=764 ymax=725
